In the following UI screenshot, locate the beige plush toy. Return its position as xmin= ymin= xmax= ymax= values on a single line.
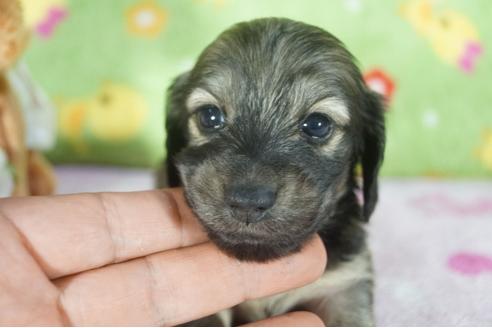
xmin=0 ymin=0 xmax=56 ymax=196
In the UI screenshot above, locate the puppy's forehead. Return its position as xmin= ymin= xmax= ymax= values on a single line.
xmin=188 ymin=19 xmax=361 ymax=118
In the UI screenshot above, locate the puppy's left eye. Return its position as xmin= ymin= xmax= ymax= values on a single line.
xmin=300 ymin=113 xmax=333 ymax=140
xmin=196 ymin=105 xmax=226 ymax=131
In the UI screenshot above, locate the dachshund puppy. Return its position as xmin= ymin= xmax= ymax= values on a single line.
xmin=163 ymin=17 xmax=385 ymax=326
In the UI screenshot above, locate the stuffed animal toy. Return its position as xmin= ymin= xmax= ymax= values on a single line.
xmin=0 ymin=0 xmax=56 ymax=197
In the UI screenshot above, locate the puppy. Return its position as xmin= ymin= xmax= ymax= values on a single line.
xmin=163 ymin=17 xmax=385 ymax=326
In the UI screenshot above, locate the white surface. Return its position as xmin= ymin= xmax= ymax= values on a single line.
xmin=54 ymin=165 xmax=155 ymax=194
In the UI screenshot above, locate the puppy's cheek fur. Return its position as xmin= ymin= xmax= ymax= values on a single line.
xmin=274 ymin=171 xmax=321 ymax=226
xmin=178 ymin=158 xmax=226 ymax=224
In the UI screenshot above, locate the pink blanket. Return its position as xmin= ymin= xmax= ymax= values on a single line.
xmin=371 ymin=180 xmax=492 ymax=326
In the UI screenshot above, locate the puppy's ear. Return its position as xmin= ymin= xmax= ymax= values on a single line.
xmin=164 ymin=72 xmax=191 ymax=187
xmin=360 ymin=91 xmax=385 ymax=221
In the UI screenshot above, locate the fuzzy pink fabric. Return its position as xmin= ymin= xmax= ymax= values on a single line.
xmin=370 ymin=180 xmax=492 ymax=326
xmin=55 ymin=167 xmax=492 ymax=326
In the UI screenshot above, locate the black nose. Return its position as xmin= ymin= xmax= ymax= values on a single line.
xmin=226 ymin=184 xmax=276 ymax=218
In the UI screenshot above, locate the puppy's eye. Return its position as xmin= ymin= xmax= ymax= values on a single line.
xmin=300 ymin=113 xmax=333 ymax=140
xmin=196 ymin=105 xmax=225 ymax=131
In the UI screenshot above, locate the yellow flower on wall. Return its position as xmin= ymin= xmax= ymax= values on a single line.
xmin=57 ymin=82 xmax=149 ymax=153
xmin=58 ymin=100 xmax=85 ymax=141
xmin=126 ymin=0 xmax=167 ymax=38
xmin=19 ymin=0 xmax=66 ymax=28
xmin=400 ymin=0 xmax=483 ymax=73
xmin=57 ymin=99 xmax=89 ymax=153
xmin=477 ymin=130 xmax=492 ymax=170
xmin=87 ymin=83 xmax=149 ymax=141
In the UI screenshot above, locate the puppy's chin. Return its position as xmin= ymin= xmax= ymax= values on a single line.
xmin=204 ymin=228 xmax=309 ymax=262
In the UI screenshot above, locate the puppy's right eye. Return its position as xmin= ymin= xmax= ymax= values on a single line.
xmin=196 ymin=105 xmax=226 ymax=131
xmin=300 ymin=112 xmax=333 ymax=140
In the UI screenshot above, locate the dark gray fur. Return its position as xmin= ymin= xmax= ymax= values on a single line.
xmin=163 ymin=17 xmax=385 ymax=326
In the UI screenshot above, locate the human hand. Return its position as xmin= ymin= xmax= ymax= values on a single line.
xmin=0 ymin=188 xmax=326 ymax=326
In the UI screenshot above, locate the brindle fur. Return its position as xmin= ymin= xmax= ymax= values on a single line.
xmin=162 ymin=18 xmax=385 ymax=326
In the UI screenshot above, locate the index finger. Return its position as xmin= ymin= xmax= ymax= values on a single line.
xmin=0 ymin=188 xmax=207 ymax=279
xmin=55 ymin=237 xmax=327 ymax=326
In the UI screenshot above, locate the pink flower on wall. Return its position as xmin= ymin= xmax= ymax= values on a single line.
xmin=459 ymin=41 xmax=484 ymax=73
xmin=363 ymin=68 xmax=396 ymax=106
xmin=36 ymin=6 xmax=68 ymax=39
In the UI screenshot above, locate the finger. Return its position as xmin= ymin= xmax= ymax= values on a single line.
xmin=55 ymin=237 xmax=327 ymax=326
xmin=0 ymin=213 xmax=65 ymax=325
xmin=242 ymin=311 xmax=324 ymax=327
xmin=0 ymin=188 xmax=207 ymax=279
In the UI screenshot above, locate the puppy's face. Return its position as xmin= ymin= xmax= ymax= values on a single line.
xmin=167 ymin=18 xmax=384 ymax=261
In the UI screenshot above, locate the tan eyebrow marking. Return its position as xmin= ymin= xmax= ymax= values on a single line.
xmin=309 ymin=97 xmax=350 ymax=126
xmin=185 ymin=88 xmax=220 ymax=146
xmin=187 ymin=120 xmax=208 ymax=146
xmin=321 ymin=130 xmax=344 ymax=154
xmin=186 ymin=88 xmax=219 ymax=112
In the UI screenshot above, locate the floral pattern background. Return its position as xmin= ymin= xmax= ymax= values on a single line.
xmin=22 ymin=0 xmax=492 ymax=176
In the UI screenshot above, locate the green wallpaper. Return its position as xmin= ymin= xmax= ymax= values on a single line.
xmin=24 ymin=0 xmax=492 ymax=177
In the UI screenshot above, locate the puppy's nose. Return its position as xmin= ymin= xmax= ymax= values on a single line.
xmin=226 ymin=184 xmax=276 ymax=216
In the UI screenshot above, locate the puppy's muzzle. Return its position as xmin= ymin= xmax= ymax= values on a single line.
xmin=225 ymin=184 xmax=277 ymax=223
